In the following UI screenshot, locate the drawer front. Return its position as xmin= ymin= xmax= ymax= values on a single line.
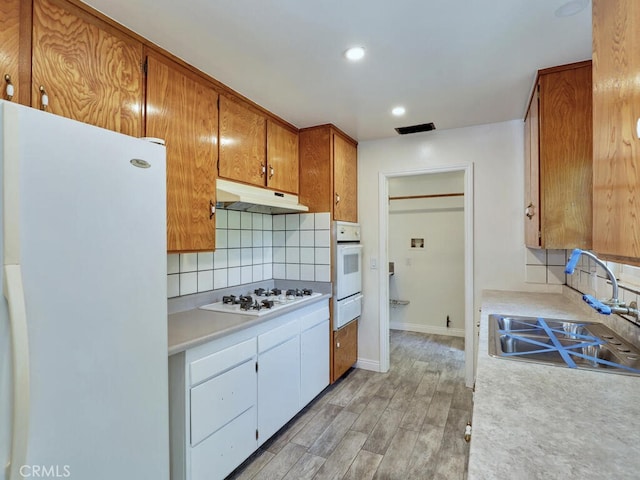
xmin=190 ymin=405 xmax=257 ymax=480
xmin=299 ymin=303 xmax=329 ymax=332
xmin=190 ymin=359 xmax=256 ymax=446
xmin=334 ymin=294 xmax=362 ymax=330
xmin=258 ymin=319 xmax=298 ymax=353
xmin=190 ymin=337 xmax=256 ymax=386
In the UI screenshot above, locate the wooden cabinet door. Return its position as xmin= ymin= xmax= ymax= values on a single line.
xmin=593 ymin=0 xmax=640 ymax=261
xmin=32 ymin=0 xmax=143 ymax=137
xmin=146 ymin=52 xmax=218 ymax=253
xmin=299 ymin=126 xmax=333 ymax=213
xmin=219 ymin=95 xmax=266 ymax=187
xmin=524 ymin=90 xmax=541 ymax=248
xmin=333 ymin=133 xmax=358 ymax=222
xmin=266 ymin=119 xmax=298 ymax=193
xmin=0 ymin=0 xmax=23 ymax=103
xmin=333 ymin=320 xmax=357 ymax=382
xmin=538 ymin=65 xmax=592 ymax=249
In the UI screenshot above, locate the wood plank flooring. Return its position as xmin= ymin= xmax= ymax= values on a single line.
xmin=226 ymin=330 xmax=473 ymax=480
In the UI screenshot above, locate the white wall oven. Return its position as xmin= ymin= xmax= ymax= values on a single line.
xmin=333 ymin=221 xmax=363 ymax=330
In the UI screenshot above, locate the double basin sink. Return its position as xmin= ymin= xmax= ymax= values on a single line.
xmin=488 ymin=314 xmax=640 ymax=376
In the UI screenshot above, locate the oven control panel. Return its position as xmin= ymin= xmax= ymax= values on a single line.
xmin=336 ymin=221 xmax=360 ymax=242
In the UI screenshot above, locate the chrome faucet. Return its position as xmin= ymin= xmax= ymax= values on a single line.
xmin=565 ymin=248 xmax=639 ymax=318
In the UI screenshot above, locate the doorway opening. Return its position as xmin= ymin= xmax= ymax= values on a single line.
xmin=377 ymin=164 xmax=475 ymax=387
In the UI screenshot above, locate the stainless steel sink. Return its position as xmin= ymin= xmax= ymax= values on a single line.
xmin=488 ymin=314 xmax=640 ymax=376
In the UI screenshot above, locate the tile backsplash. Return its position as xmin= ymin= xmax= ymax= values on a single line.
xmin=167 ymin=211 xmax=331 ymax=298
xmin=525 ymin=248 xmax=567 ymax=285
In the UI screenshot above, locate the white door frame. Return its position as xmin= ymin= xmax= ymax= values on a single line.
xmin=378 ymin=163 xmax=475 ymax=387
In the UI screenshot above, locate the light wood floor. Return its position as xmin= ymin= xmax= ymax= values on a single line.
xmin=227 ymin=330 xmax=473 ymax=480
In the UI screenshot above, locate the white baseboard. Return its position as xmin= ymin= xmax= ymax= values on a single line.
xmin=389 ymin=322 xmax=465 ymax=338
xmin=355 ymin=357 xmax=381 ymax=372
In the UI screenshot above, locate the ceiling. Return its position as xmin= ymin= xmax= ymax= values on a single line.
xmin=82 ymin=0 xmax=592 ymax=141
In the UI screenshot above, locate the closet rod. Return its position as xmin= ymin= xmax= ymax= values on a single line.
xmin=389 ymin=193 xmax=464 ymax=201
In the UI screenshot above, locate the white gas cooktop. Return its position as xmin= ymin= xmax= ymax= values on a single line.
xmin=200 ymin=289 xmax=322 ymax=316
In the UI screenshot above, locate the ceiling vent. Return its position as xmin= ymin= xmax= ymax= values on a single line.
xmin=395 ymin=122 xmax=436 ymax=135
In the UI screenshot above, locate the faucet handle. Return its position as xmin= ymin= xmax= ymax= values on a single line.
xmin=582 ymin=294 xmax=612 ymax=315
xmin=565 ymin=248 xmax=583 ymax=274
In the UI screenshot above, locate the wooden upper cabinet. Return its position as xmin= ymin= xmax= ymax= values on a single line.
xmin=299 ymin=125 xmax=358 ymax=223
xmin=0 ymin=0 xmax=23 ymax=103
xmin=524 ymin=61 xmax=592 ymax=249
xmin=333 ymin=134 xmax=358 ymax=223
xmin=593 ymin=0 xmax=640 ymax=263
xmin=145 ymin=51 xmax=218 ymax=253
xmin=32 ymin=0 xmax=143 ymax=137
xmin=266 ymin=119 xmax=299 ymax=194
xmin=219 ymin=95 xmax=267 ymax=187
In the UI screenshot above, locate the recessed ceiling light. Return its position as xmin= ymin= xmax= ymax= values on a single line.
xmin=555 ymin=0 xmax=589 ymax=17
xmin=344 ymin=46 xmax=365 ymax=61
xmin=392 ymin=106 xmax=406 ymax=116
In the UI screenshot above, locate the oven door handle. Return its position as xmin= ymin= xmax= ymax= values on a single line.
xmin=337 ymin=244 xmax=363 ymax=253
xmin=337 ymin=293 xmax=364 ymax=304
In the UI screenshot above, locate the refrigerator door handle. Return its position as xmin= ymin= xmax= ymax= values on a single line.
xmin=3 ymin=264 xmax=30 ymax=480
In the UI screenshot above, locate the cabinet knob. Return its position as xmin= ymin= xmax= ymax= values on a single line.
xmin=336 ymin=342 xmax=341 ymax=348
xmin=260 ymin=163 xmax=266 ymax=177
xmin=525 ymin=203 xmax=535 ymax=219
xmin=209 ymin=200 xmax=215 ymax=219
xmin=4 ymin=74 xmax=14 ymax=101
xmin=269 ymin=165 xmax=274 ymax=179
xmin=335 ymin=193 xmax=341 ymax=204
xmin=39 ymin=85 xmax=49 ymax=111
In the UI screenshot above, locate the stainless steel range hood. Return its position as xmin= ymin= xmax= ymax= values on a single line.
xmin=216 ymin=178 xmax=309 ymax=214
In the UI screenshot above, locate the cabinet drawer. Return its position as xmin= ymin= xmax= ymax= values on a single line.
xmin=190 ymin=405 xmax=257 ymax=480
xmin=190 ymin=358 xmax=256 ymax=446
xmin=300 ymin=303 xmax=329 ymax=332
xmin=258 ymin=319 xmax=298 ymax=353
xmin=190 ymin=337 xmax=256 ymax=386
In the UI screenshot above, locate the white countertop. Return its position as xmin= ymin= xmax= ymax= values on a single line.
xmin=167 ymin=293 xmax=331 ymax=355
xmin=469 ymin=289 xmax=640 ymax=480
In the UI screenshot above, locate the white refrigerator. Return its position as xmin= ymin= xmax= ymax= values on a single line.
xmin=0 ymin=100 xmax=169 ymax=479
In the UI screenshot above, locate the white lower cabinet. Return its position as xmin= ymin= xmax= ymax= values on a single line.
xmin=190 ymin=358 xmax=256 ymax=446
xmin=258 ymin=320 xmax=301 ymax=444
xmin=169 ymin=299 xmax=330 ymax=480
xmin=300 ymin=317 xmax=330 ymax=406
xmin=191 ymin=406 xmax=257 ymax=479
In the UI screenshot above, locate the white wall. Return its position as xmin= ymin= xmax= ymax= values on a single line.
xmin=388 ymin=172 xmax=465 ymax=335
xmin=357 ymin=120 xmax=561 ymax=367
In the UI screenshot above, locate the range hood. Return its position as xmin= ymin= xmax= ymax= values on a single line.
xmin=216 ymin=178 xmax=309 ymax=214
